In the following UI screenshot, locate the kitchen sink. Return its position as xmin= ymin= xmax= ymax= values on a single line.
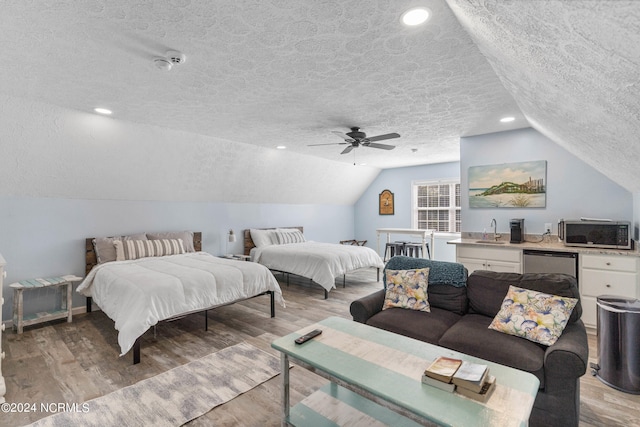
xmin=475 ymin=240 xmax=506 ymax=244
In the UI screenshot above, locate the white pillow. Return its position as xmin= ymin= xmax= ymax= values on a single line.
xmin=275 ymin=229 xmax=305 ymax=244
xmin=250 ymin=229 xmax=278 ymax=247
xmin=147 ymin=231 xmax=195 ymax=252
xmin=93 ymin=233 xmax=148 ymax=264
xmin=115 ymin=239 xmax=186 ymax=261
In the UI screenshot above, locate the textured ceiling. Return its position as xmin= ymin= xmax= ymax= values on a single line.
xmin=1 ymin=0 xmax=637 ymax=195
xmin=447 ymin=0 xmax=640 ymax=193
xmin=0 ymin=0 xmax=526 ymax=170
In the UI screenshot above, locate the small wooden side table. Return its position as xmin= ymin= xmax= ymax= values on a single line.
xmin=219 ymin=254 xmax=252 ymax=261
xmin=10 ymin=275 xmax=83 ymax=334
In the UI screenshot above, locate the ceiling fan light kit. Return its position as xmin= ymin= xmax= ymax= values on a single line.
xmin=309 ymin=127 xmax=400 ymax=154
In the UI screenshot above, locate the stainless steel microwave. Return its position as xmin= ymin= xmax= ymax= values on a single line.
xmin=558 ymin=219 xmax=632 ymax=249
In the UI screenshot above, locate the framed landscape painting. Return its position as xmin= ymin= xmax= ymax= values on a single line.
xmin=468 ymin=160 xmax=547 ymax=208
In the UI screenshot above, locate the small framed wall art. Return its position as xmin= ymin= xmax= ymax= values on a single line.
xmin=379 ymin=189 xmax=394 ymax=215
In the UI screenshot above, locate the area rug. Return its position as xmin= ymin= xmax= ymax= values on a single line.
xmin=28 ymin=342 xmax=280 ymax=427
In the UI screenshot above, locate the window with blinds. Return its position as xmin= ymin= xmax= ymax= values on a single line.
xmin=413 ymin=181 xmax=461 ymax=232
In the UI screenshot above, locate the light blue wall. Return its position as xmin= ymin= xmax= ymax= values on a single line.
xmin=461 ymin=128 xmax=632 ymax=235
xmin=3 ymin=127 xmax=632 ymax=322
xmin=353 ymin=162 xmax=461 ymax=262
xmin=0 ymin=196 xmax=353 ymax=321
xmin=633 ymin=192 xmax=640 ymax=241
xmin=352 ymin=127 xmax=633 ymax=264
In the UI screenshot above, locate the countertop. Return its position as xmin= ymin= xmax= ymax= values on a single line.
xmin=448 ymin=236 xmax=640 ymax=257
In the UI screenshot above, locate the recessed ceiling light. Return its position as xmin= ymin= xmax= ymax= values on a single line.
xmin=500 ymin=116 xmax=515 ymax=123
xmin=94 ymin=108 xmax=112 ymax=115
xmin=401 ymin=7 xmax=431 ymax=26
xmin=276 ymin=145 xmax=286 ymax=149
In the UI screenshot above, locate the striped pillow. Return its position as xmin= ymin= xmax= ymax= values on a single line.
xmin=275 ymin=230 xmax=305 ymax=245
xmin=114 ymin=239 xmax=185 ymax=261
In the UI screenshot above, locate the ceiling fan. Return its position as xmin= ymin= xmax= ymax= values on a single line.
xmin=309 ymin=127 xmax=400 ymax=154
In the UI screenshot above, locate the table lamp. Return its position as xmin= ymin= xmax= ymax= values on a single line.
xmin=226 ymin=229 xmax=236 ymax=257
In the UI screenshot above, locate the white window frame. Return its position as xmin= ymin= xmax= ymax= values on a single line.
xmin=411 ymin=179 xmax=461 ymax=234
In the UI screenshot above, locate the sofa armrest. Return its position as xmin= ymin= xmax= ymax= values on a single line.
xmin=350 ymin=289 xmax=386 ymax=323
xmin=543 ymin=320 xmax=589 ymax=379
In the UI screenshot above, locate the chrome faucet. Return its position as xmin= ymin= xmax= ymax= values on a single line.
xmin=490 ymin=218 xmax=500 ymax=241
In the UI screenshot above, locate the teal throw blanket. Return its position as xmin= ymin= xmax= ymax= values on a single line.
xmin=383 ymin=256 xmax=468 ymax=288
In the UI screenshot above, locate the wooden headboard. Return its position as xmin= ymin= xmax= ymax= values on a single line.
xmin=85 ymin=232 xmax=202 ymax=275
xmin=243 ymin=227 xmax=303 ymax=256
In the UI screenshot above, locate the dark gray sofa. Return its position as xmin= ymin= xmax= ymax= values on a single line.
xmin=350 ymin=256 xmax=589 ymax=427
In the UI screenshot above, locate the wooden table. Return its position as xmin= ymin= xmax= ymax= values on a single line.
xmin=10 ymin=275 xmax=83 ymax=333
xmin=272 ymin=317 xmax=539 ymax=427
xmin=376 ymin=228 xmax=434 ymax=259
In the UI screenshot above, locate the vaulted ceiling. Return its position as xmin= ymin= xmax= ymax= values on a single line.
xmin=0 ymin=1 xmax=638 ymax=201
xmin=448 ymin=0 xmax=640 ymax=193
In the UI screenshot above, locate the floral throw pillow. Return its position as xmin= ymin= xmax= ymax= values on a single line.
xmin=489 ymin=285 xmax=578 ymax=346
xmin=383 ymin=268 xmax=430 ymax=312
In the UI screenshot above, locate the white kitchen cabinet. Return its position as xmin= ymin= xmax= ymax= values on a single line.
xmin=0 ymin=254 xmax=6 ymax=403
xmin=579 ymin=253 xmax=639 ymax=328
xmin=456 ymin=245 xmax=522 ymax=274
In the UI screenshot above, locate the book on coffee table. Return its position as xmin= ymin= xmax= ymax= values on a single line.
xmin=452 ymin=361 xmax=490 ymax=393
xmin=421 ymin=373 xmax=456 ymax=392
xmin=424 ymin=356 xmax=463 ymax=383
xmin=456 ymin=375 xmax=496 ymax=403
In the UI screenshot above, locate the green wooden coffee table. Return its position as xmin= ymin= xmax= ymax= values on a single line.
xmin=272 ymin=316 xmax=539 ymax=427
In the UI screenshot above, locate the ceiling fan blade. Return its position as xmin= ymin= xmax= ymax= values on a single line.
xmin=308 ymin=142 xmax=348 ymax=146
xmin=332 ymin=131 xmax=356 ymax=142
xmin=341 ymin=145 xmax=355 ymax=155
xmin=367 ymin=132 xmax=401 ymax=142
xmin=366 ymin=142 xmax=396 ymax=150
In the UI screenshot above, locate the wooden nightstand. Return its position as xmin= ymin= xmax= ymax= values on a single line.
xmin=220 ymin=254 xmax=252 ymax=261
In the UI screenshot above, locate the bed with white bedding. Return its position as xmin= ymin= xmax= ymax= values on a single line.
xmin=244 ymin=227 xmax=384 ymax=298
xmin=79 ymin=231 xmax=283 ymax=363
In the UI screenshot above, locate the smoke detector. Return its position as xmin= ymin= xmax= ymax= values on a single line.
xmin=153 ymin=50 xmax=186 ymax=71
xmin=166 ymin=50 xmax=186 ymax=65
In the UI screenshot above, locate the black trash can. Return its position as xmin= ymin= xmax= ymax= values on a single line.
xmin=594 ymin=295 xmax=640 ymax=394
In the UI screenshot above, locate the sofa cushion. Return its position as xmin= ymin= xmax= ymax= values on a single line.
xmin=439 ymin=314 xmax=546 ymax=389
xmin=488 ymin=285 xmax=578 ymax=346
xmin=467 ymin=271 xmax=582 ymax=323
xmin=383 ymin=268 xmax=431 ymax=312
xmin=427 ymin=283 xmax=468 ymax=315
xmin=467 ymin=271 xmax=523 ymax=318
xmin=366 ymin=307 xmax=462 ymax=345
xmin=383 ymin=257 xmax=469 ymax=314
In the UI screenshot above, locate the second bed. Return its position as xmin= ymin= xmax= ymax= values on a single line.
xmin=244 ymin=227 xmax=383 ymax=298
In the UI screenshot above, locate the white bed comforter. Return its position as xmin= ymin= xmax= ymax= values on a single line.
xmin=251 ymin=241 xmax=384 ymax=292
xmin=77 ymin=252 xmax=284 ymax=356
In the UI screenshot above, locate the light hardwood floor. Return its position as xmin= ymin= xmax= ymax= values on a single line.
xmin=2 ymin=269 xmax=639 ymax=426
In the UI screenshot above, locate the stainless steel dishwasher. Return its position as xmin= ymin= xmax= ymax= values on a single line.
xmin=523 ymin=249 xmax=579 ymax=283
